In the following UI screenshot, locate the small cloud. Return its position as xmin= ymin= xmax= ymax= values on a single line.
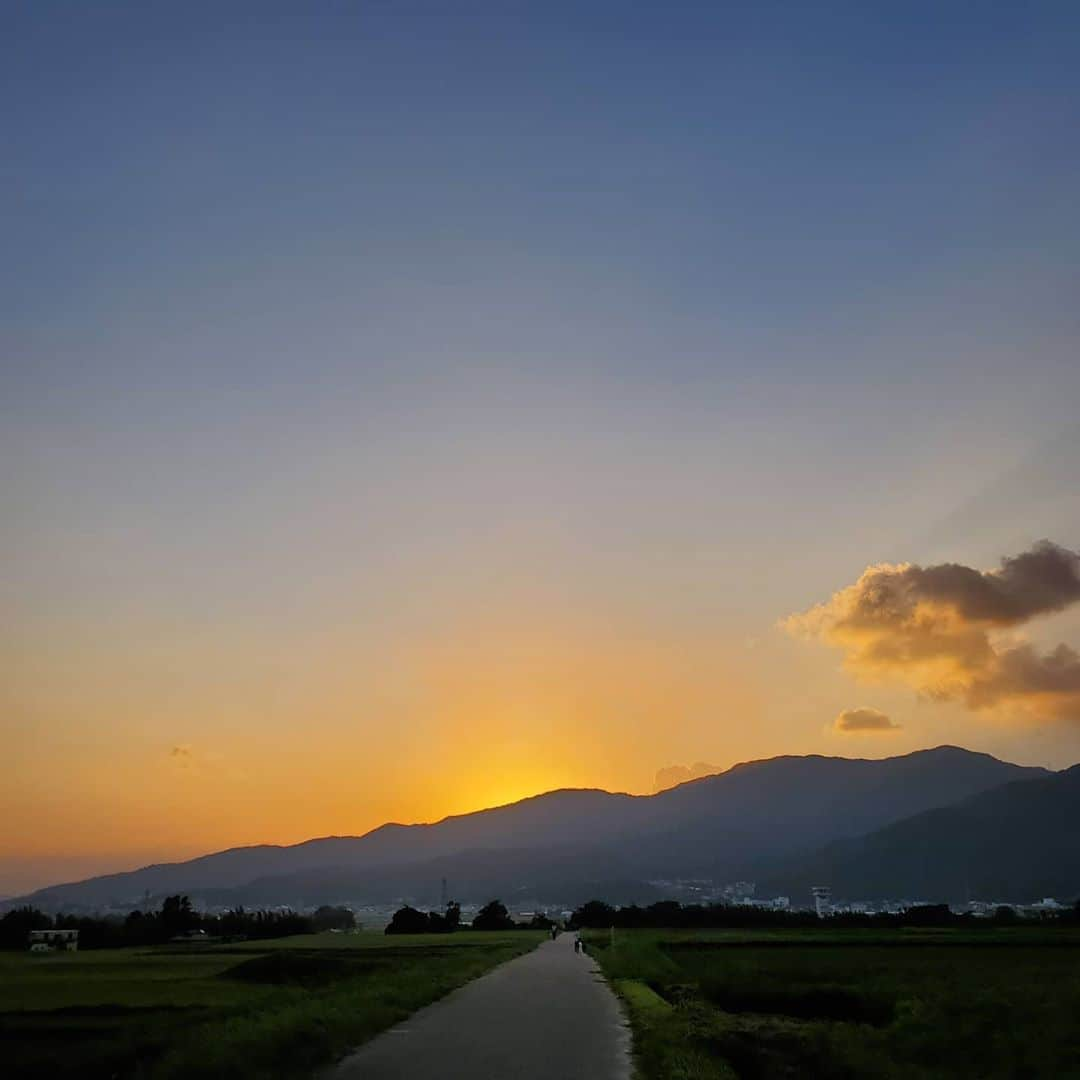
xmin=170 ymin=744 xmax=193 ymax=767
xmin=654 ymin=761 xmax=721 ymax=792
xmin=834 ymin=707 xmax=901 ymax=734
xmin=167 ymin=743 xmax=248 ymax=782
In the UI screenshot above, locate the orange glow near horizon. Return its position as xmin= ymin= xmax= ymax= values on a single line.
xmin=6 ymin=573 xmax=1079 ymax=897
xmin=2 ymin=605 xmax=771 ymax=886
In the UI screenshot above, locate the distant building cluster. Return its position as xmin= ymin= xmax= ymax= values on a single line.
xmin=966 ymin=897 xmax=1067 ymax=918
xmin=642 ymin=878 xmax=791 ymax=911
xmin=722 ymin=880 xmax=756 ymax=902
xmin=806 ymin=891 xmax=1072 ymax=919
xmin=634 ymin=879 xmax=1076 ymax=921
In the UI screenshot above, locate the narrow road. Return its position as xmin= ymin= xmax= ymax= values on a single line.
xmin=324 ymin=933 xmax=633 ymax=1080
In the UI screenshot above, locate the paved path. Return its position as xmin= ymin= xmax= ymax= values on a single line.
xmin=324 ymin=933 xmax=632 ymax=1080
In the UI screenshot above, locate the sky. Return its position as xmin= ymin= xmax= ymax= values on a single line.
xmin=3 ymin=1 xmax=1080 ymax=895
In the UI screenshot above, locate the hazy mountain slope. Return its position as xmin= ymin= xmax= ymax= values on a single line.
xmin=621 ymin=745 xmax=1048 ymax=873
xmin=201 ymin=844 xmax=665 ymax=909
xmin=769 ymin=765 xmax=1080 ymax=903
xmin=17 ymin=789 xmax=648 ymax=908
xmin=13 ymin=747 xmax=1049 ymax=910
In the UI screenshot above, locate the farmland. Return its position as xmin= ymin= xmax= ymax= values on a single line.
xmin=585 ymin=927 xmax=1080 ymax=1079
xmin=1 ymin=930 xmax=542 ymax=1078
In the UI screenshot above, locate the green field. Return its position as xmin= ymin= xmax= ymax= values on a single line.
xmin=585 ymin=927 xmax=1080 ymax=1079
xmin=1 ymin=930 xmax=542 ymax=1078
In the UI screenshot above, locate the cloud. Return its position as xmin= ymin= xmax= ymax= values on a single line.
xmin=654 ymin=761 xmax=721 ymax=792
xmin=167 ymin=743 xmax=248 ymax=781
xmin=784 ymin=541 xmax=1080 ymax=721
xmin=834 ymin=707 xmax=900 ymax=733
xmin=170 ymin=744 xmax=193 ymax=767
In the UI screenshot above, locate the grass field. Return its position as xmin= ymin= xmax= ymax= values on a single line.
xmin=584 ymin=927 xmax=1080 ymax=1079
xmin=1 ymin=930 xmax=542 ymax=1078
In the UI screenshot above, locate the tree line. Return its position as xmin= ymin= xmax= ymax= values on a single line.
xmin=0 ymin=897 xmax=356 ymax=950
xmin=385 ymin=899 xmax=554 ymax=934
xmin=568 ymin=899 xmax=1080 ymax=929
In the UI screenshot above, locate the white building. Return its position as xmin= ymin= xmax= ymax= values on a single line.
xmin=29 ymin=929 xmax=79 ymax=952
xmin=811 ymin=886 xmax=832 ymax=918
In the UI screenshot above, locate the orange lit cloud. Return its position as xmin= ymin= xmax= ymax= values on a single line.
xmin=834 ymin=707 xmax=900 ymax=733
xmin=785 ymin=541 xmax=1080 ymax=721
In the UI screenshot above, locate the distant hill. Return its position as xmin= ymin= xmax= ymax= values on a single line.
xmin=198 ymin=844 xmax=669 ymax=910
xmin=767 ymin=764 xmax=1080 ymax=904
xmin=11 ymin=746 xmax=1050 ymax=911
xmin=607 ymin=744 xmax=1048 ymax=876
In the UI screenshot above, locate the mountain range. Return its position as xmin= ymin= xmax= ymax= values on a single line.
xmin=11 ymin=746 xmax=1077 ymax=912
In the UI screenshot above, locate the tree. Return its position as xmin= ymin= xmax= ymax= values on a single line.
xmin=0 ymin=907 xmax=52 ymax=950
xmin=123 ymin=909 xmax=158 ymax=946
xmin=312 ymin=905 xmax=356 ymax=932
xmin=472 ymin=899 xmax=514 ymax=931
xmin=569 ymin=900 xmax=616 ymax=929
xmin=385 ymin=906 xmax=432 ymax=935
xmin=160 ymin=895 xmax=197 ymax=938
xmin=444 ymin=901 xmax=461 ymax=931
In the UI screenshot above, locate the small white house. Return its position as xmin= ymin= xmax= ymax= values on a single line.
xmin=28 ymin=929 xmax=79 ymax=952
